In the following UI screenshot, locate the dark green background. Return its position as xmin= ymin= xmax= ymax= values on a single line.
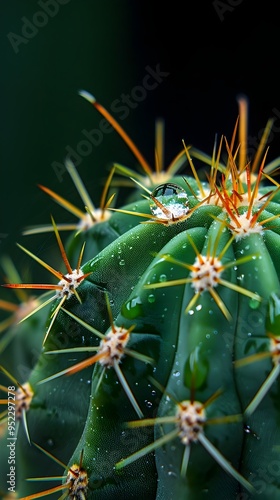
xmin=1 ymin=0 xmax=280 ymax=286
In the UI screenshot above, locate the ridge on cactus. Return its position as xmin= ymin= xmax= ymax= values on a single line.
xmin=0 ymin=93 xmax=280 ymax=500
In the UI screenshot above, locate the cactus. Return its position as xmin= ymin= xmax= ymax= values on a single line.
xmin=1 ymin=93 xmax=280 ymax=500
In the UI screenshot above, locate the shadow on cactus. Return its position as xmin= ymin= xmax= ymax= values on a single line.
xmin=0 ymin=94 xmax=280 ymax=499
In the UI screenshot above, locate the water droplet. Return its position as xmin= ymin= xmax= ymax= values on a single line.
xmin=173 ymin=370 xmax=180 ymax=377
xmin=119 ymin=259 xmax=125 ymax=266
xmin=243 ymin=424 xmax=260 ymax=439
xmin=121 ymin=296 xmax=143 ymax=319
xmin=152 ymin=183 xmax=185 ymax=198
xmin=159 ymin=274 xmax=167 ymax=282
xmin=148 ymin=293 xmax=155 ymax=303
xmin=168 ymin=471 xmax=177 ymax=477
xmin=249 ymin=298 xmax=261 ymax=309
xmin=150 ymin=183 xmax=189 ymax=220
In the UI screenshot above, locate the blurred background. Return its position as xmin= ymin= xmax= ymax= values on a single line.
xmin=0 ymin=0 xmax=280 ymax=281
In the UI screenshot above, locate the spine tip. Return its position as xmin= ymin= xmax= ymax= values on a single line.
xmin=78 ymin=89 xmax=96 ymax=104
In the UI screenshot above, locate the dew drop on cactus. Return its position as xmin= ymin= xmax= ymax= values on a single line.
xmin=149 ymin=183 xmax=189 ymax=221
xmin=1 ymin=94 xmax=280 ymax=500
